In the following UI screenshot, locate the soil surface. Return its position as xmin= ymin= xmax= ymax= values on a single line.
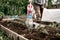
xmin=0 ymin=20 xmax=60 ymax=40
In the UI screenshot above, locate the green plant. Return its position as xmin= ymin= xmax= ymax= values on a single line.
xmin=0 ymin=29 xmax=12 ymax=40
xmin=0 ymin=12 xmax=4 ymax=16
xmin=47 ymin=0 xmax=52 ymax=9
xmin=0 ymin=0 xmax=29 ymax=15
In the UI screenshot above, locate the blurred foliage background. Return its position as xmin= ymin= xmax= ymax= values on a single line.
xmin=0 ymin=0 xmax=29 ymax=16
xmin=47 ymin=0 xmax=52 ymax=9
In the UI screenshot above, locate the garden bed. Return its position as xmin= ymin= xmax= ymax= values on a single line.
xmin=0 ymin=20 xmax=60 ymax=40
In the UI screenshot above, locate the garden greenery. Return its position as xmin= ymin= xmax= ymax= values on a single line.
xmin=0 ymin=0 xmax=29 ymax=16
xmin=0 ymin=29 xmax=12 ymax=40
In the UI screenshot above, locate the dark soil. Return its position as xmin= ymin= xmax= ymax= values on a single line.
xmin=0 ymin=20 xmax=60 ymax=40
